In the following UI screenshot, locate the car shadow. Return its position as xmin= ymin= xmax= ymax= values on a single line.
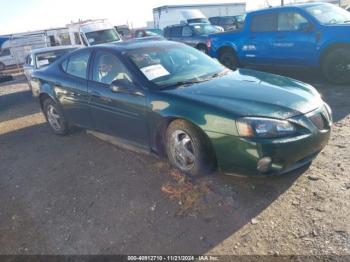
xmin=0 ymin=122 xmax=304 ymax=254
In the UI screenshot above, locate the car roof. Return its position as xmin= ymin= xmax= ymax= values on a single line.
xmin=30 ymin=45 xmax=81 ymax=55
xmin=95 ymin=38 xmax=180 ymax=52
xmin=249 ymin=2 xmax=329 ymax=15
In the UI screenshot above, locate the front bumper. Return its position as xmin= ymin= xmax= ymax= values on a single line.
xmin=208 ymin=106 xmax=332 ymax=176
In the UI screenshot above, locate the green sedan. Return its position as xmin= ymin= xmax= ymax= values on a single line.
xmin=31 ymin=40 xmax=332 ymax=176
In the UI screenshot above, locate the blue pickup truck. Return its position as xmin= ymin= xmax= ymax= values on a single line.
xmin=207 ymin=3 xmax=350 ymax=84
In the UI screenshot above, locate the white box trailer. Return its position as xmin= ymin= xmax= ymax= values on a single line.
xmin=153 ymin=2 xmax=246 ymax=29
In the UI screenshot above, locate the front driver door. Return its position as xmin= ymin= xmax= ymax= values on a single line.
xmin=87 ymin=50 xmax=149 ymax=148
xmin=272 ymin=11 xmax=317 ymax=66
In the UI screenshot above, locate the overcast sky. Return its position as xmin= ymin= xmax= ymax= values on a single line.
xmin=0 ymin=0 xmax=297 ymax=35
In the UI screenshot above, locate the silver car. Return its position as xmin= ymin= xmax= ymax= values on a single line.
xmin=23 ymin=46 xmax=79 ymax=95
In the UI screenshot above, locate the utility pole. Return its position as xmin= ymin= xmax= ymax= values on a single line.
xmin=281 ymin=0 xmax=284 ymax=6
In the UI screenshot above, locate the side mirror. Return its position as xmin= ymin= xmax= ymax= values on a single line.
xmin=298 ymin=22 xmax=313 ymax=32
xmin=110 ymin=79 xmax=136 ymax=94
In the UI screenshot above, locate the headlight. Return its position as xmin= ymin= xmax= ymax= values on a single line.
xmin=236 ymin=117 xmax=296 ymax=138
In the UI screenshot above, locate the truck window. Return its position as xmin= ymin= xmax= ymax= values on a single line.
xmin=251 ymin=13 xmax=277 ymax=32
xmin=0 ymin=48 xmax=11 ymax=57
xmin=170 ymin=27 xmax=182 ymax=37
xmin=278 ymin=12 xmax=308 ymax=31
xmin=74 ymin=33 xmax=82 ymax=45
xmin=182 ymin=26 xmax=193 ymax=37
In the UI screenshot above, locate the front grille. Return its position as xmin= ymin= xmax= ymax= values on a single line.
xmin=310 ymin=113 xmax=329 ymax=130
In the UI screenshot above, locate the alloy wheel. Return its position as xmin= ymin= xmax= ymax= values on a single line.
xmin=46 ymin=105 xmax=61 ymax=132
xmin=169 ymin=130 xmax=196 ymax=171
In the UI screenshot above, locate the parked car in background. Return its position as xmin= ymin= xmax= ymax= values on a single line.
xmin=115 ymin=25 xmax=133 ymax=40
xmin=209 ymin=15 xmax=246 ymax=31
xmin=164 ymin=23 xmax=221 ymax=53
xmin=23 ymin=46 xmax=79 ymax=95
xmin=31 ymin=40 xmax=331 ymax=177
xmin=208 ymin=3 xmax=350 ymax=84
xmin=134 ymin=28 xmax=164 ymax=38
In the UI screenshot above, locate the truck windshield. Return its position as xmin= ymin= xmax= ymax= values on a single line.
xmin=126 ymin=43 xmax=226 ymax=89
xmin=85 ymin=29 xmax=120 ymax=45
xmin=305 ymin=4 xmax=350 ymax=25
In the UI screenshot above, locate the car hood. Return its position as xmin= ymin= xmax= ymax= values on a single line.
xmin=163 ymin=69 xmax=323 ymax=119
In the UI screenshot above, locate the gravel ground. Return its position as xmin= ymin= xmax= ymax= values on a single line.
xmin=0 ymin=72 xmax=349 ymax=257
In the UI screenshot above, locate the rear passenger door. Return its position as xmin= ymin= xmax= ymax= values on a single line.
xmin=167 ymin=26 xmax=182 ymax=42
xmin=181 ymin=26 xmax=196 ymax=47
xmin=242 ymin=12 xmax=277 ymax=66
xmin=57 ymin=50 xmax=92 ymax=128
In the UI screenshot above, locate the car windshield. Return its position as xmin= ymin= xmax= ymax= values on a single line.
xmin=85 ymin=29 xmax=120 ymax=45
xmin=36 ymin=48 xmax=76 ymax=68
xmin=305 ymin=4 xmax=350 ymax=25
xmin=126 ymin=44 xmax=227 ymax=89
xmin=192 ymin=24 xmax=220 ymax=35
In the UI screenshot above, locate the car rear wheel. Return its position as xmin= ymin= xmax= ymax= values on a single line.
xmin=322 ymin=48 xmax=350 ymax=85
xmin=43 ymin=99 xmax=69 ymax=136
xmin=165 ymin=120 xmax=215 ymax=176
xmin=219 ymin=49 xmax=238 ymax=70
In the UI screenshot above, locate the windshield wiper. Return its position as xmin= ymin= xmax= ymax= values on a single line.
xmin=159 ymin=80 xmax=204 ymax=89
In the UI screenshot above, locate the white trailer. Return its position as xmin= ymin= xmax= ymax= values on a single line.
xmin=153 ymin=2 xmax=246 ymax=29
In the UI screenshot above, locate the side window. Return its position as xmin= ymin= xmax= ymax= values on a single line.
xmin=92 ymin=51 xmax=132 ymax=85
xmin=65 ymin=51 xmax=90 ymax=79
xmin=0 ymin=48 xmax=11 ymax=57
xmin=251 ymin=13 xmax=277 ymax=32
xmin=278 ymin=12 xmax=308 ymax=31
xmin=74 ymin=33 xmax=82 ymax=45
xmin=170 ymin=27 xmax=181 ymax=37
xmin=182 ymin=26 xmax=193 ymax=37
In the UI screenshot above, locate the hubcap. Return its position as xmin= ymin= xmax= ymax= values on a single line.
xmin=46 ymin=105 xmax=61 ymax=131
xmin=170 ymin=130 xmax=195 ymax=171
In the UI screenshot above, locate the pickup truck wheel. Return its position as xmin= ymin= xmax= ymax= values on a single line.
xmin=43 ymin=99 xmax=69 ymax=136
xmin=322 ymin=48 xmax=350 ymax=84
xmin=219 ymin=49 xmax=238 ymax=70
xmin=166 ymin=120 xmax=215 ymax=177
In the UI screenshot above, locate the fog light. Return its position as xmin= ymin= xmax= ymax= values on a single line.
xmin=257 ymin=157 xmax=272 ymax=173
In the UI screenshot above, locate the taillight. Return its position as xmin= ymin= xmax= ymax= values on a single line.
xmin=206 ymin=39 xmax=212 ymax=50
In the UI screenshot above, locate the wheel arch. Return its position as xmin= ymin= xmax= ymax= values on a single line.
xmin=320 ymin=43 xmax=350 ymax=65
xmin=154 ymin=116 xmax=217 ymax=167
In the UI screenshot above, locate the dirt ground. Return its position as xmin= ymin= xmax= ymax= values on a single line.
xmin=0 ymin=71 xmax=349 ymax=257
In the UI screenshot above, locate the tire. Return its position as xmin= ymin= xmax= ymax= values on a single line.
xmin=43 ymin=98 xmax=69 ymax=136
xmin=219 ymin=49 xmax=238 ymax=70
xmin=197 ymin=44 xmax=208 ymax=54
xmin=322 ymin=48 xmax=350 ymax=85
xmin=165 ymin=119 xmax=215 ymax=176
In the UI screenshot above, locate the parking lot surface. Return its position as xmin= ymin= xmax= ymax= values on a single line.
xmin=0 ymin=71 xmax=349 ymax=255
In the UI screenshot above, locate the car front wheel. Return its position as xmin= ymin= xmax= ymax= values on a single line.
xmin=165 ymin=120 xmax=215 ymax=176
xmin=322 ymin=48 xmax=350 ymax=85
xmin=43 ymin=99 xmax=69 ymax=135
